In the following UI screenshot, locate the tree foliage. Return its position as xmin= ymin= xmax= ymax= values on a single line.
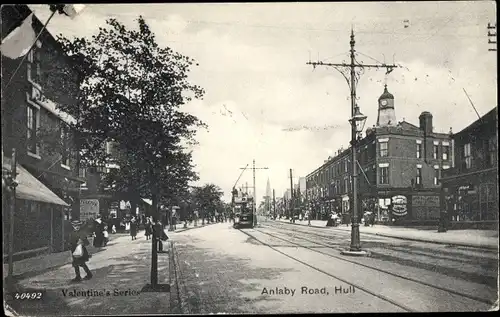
xmin=50 ymin=16 xmax=206 ymax=202
xmin=191 ymin=183 xmax=224 ymax=219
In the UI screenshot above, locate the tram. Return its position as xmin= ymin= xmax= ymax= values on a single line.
xmin=232 ymin=191 xmax=254 ymax=229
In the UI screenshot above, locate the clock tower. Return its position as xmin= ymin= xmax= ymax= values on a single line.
xmin=376 ymin=84 xmax=396 ymax=127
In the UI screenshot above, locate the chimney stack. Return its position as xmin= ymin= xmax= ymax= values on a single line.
xmin=419 ymin=112 xmax=433 ymax=135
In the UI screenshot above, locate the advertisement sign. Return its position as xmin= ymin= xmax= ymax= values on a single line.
xmin=391 ymin=195 xmax=408 ymax=216
xmin=80 ymin=199 xmax=100 ymax=222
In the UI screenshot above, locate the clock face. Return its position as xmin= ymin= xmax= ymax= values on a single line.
xmin=381 ymin=100 xmax=388 ymax=106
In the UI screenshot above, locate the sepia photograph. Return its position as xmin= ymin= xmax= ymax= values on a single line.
xmin=1 ymin=2 xmax=498 ymax=315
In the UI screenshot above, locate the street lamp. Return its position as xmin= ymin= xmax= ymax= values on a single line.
xmin=341 ymin=104 xmax=368 ymax=256
xmin=349 ymin=105 xmax=367 ymax=135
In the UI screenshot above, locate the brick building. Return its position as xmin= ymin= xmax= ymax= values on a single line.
xmin=2 ymin=5 xmax=83 ymax=258
xmin=306 ymin=85 xmax=452 ymax=225
xmin=440 ymin=107 xmax=498 ymax=229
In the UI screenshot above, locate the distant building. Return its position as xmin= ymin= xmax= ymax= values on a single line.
xmin=306 ymin=85 xmax=451 ymax=224
xmin=440 ymin=107 xmax=498 ymax=228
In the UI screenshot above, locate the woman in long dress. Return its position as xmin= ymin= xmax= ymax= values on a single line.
xmin=145 ymin=218 xmax=153 ymax=240
xmin=130 ymin=218 xmax=138 ymax=240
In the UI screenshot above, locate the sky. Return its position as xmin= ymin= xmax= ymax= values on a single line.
xmin=29 ymin=2 xmax=497 ymax=204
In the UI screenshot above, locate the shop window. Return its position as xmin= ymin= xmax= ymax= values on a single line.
xmin=379 ymin=142 xmax=388 ymax=157
xmin=379 ymin=166 xmax=389 ymax=184
xmin=464 ymin=143 xmax=472 ymax=169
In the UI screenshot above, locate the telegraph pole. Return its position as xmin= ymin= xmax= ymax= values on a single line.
xmin=307 ymin=28 xmax=399 ymax=255
xmin=240 ymin=159 xmax=268 ymax=227
xmin=272 ymin=189 xmax=276 ymax=219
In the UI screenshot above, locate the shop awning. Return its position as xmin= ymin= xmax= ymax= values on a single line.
xmin=3 ymin=159 xmax=69 ymax=206
xmin=141 ymin=198 xmax=152 ymax=206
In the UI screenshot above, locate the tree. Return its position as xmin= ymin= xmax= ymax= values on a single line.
xmin=48 ymin=16 xmax=206 ymax=216
xmin=191 ymin=183 xmax=224 ymax=223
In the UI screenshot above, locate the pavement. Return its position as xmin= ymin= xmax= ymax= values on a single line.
xmin=3 ymin=222 xmax=217 ymax=316
xmin=274 ymin=218 xmax=498 ymax=250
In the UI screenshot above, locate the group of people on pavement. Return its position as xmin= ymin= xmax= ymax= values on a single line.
xmin=68 ymin=215 xmax=170 ymax=283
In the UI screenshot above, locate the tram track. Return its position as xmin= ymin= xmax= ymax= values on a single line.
xmin=238 ymin=225 xmax=496 ymax=308
xmin=256 ymin=225 xmax=497 ymax=306
xmin=237 ymin=228 xmax=415 ymax=312
xmin=264 ymin=222 xmax=498 ymax=266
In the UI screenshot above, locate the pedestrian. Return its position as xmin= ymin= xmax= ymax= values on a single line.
xmin=145 ymin=218 xmax=153 ymax=240
xmin=305 ymin=209 xmax=311 ymax=226
xmin=130 ymin=217 xmax=138 ymax=240
xmin=153 ymin=219 xmax=169 ymax=252
xmin=102 ymin=225 xmax=109 ymax=246
xmin=194 ymin=210 xmax=199 ymax=227
xmin=172 ymin=212 xmax=177 ymax=230
xmin=69 ymin=221 xmax=93 ymax=282
xmin=111 ymin=224 xmax=116 ymax=234
xmin=93 ymin=216 xmax=104 ymax=247
xmin=438 ymin=209 xmax=448 ymax=232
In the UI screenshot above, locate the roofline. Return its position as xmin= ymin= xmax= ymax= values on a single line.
xmin=452 ymin=106 xmax=498 ymax=136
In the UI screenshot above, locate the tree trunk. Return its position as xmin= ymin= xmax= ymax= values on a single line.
xmin=151 ymin=192 xmax=158 ymax=286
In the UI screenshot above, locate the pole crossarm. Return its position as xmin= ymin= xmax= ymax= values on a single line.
xmin=307 ymin=61 xmax=399 ymax=69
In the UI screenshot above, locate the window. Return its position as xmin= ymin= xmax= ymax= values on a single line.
xmin=79 ymin=168 xmax=86 ymax=179
xmin=379 ymin=142 xmax=388 ymax=157
xmin=433 ymin=145 xmax=439 ymax=159
xmin=416 ymin=167 xmax=422 ymax=185
xmin=344 ymin=177 xmax=349 ymax=193
xmin=379 ymin=166 xmax=389 ymax=184
xmin=442 ymin=145 xmax=449 ymax=161
xmin=417 ymin=143 xmax=422 ymax=159
xmin=60 ymin=126 xmax=70 ymax=168
xmin=464 ymin=143 xmax=472 ymax=169
xmin=434 ymin=168 xmax=439 ymax=185
xmin=28 ymin=47 xmax=42 ymax=84
xmin=487 ymin=138 xmax=496 ymax=167
xmin=27 ymin=104 xmax=39 ymax=154
xmin=344 ymin=159 xmax=348 ymax=173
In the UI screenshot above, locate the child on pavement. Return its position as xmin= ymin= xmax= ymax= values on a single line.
xmin=103 ymin=225 xmax=109 ymax=246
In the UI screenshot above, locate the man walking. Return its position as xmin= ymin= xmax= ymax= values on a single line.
xmin=153 ymin=219 xmax=169 ymax=253
xmin=69 ymin=221 xmax=93 ymax=282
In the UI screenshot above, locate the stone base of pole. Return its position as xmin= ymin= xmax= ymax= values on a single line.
xmin=340 ymin=249 xmax=369 ymax=256
xmin=340 ymin=223 xmax=369 ymax=256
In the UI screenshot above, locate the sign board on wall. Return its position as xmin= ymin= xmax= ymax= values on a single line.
xmin=412 ymin=195 xmax=440 ymax=219
xmin=391 ymin=195 xmax=408 ymax=216
xmin=80 ymin=199 xmax=100 ymax=222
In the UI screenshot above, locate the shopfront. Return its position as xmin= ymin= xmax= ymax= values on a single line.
xmin=441 ymin=170 xmax=498 ymax=222
xmin=2 ymin=159 xmax=69 ymax=260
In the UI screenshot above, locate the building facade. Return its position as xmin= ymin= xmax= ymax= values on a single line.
xmin=306 ymin=85 xmax=452 ymax=225
xmin=440 ymin=107 xmax=498 ymax=228
xmin=2 ymin=5 xmax=83 ymax=257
